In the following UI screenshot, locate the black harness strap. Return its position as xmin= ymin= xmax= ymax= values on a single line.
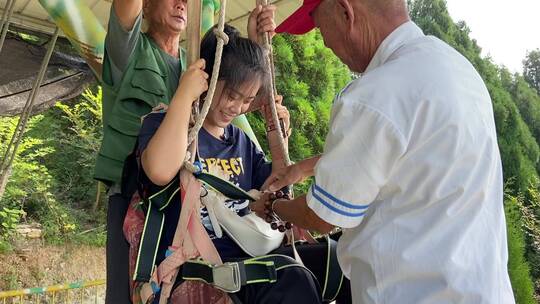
xmin=180 ymin=254 xmax=307 ymax=289
xmin=133 ymin=171 xmax=252 ymax=282
xmin=322 ymin=237 xmax=344 ymax=301
xmin=133 ymin=178 xmax=180 ymax=282
xmin=194 ymin=171 xmax=255 ymax=201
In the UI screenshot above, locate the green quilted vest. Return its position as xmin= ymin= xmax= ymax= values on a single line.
xmin=95 ymin=33 xmax=185 ymax=186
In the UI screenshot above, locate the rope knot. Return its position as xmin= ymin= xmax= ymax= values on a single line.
xmin=183 ymin=161 xmax=198 ymax=174
xmin=213 ymin=28 xmax=229 ymax=45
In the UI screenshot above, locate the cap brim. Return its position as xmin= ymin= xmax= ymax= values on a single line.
xmin=276 ymin=1 xmax=319 ymax=35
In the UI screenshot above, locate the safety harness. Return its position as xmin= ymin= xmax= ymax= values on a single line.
xmin=125 ymin=156 xmax=344 ymax=303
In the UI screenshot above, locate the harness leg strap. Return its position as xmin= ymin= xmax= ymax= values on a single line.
xmin=180 ymin=254 xmax=312 ymax=293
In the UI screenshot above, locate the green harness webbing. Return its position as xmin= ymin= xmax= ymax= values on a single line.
xmin=180 ymin=254 xmax=307 ymax=292
xmin=133 ymin=172 xmax=344 ymax=301
xmin=195 ymin=171 xmax=255 ymax=201
xmin=133 ymin=179 xmax=179 ymax=281
xmin=133 ymin=170 xmax=254 ymax=282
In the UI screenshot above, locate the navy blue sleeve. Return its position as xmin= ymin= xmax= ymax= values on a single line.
xmin=137 ymin=112 xmax=166 ymax=190
xmin=138 ymin=112 xmax=166 ymax=152
xmin=251 ymin=142 xmax=272 ymax=190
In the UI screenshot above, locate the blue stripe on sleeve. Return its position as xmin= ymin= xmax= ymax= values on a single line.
xmin=311 ymin=185 xmax=366 ymax=218
xmin=313 ymin=183 xmax=369 ymax=210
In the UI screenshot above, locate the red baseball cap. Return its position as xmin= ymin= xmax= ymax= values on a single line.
xmin=275 ymin=0 xmax=322 ymax=35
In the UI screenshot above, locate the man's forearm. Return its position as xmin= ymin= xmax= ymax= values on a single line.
xmin=273 ymin=195 xmax=334 ymax=234
xmin=298 ymin=155 xmax=321 ymax=179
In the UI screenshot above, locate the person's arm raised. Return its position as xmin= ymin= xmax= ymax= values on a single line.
xmin=142 ymin=59 xmax=209 ymax=186
xmin=113 ymin=0 xmax=143 ymax=31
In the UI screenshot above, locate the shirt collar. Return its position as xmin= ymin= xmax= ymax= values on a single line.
xmin=364 ymin=21 xmax=424 ymax=73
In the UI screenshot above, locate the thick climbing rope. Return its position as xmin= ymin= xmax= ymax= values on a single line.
xmin=254 ymin=0 xmax=316 ymax=265
xmin=183 ymin=0 xmax=229 ymax=173
xmin=257 ymin=0 xmax=291 ymax=167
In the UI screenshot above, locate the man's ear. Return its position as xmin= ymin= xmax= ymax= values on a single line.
xmin=335 ymin=0 xmax=355 ymax=31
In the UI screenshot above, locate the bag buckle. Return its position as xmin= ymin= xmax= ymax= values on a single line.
xmin=212 ymin=262 xmax=242 ymax=293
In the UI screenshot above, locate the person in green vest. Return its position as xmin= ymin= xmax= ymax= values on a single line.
xmin=98 ymin=0 xmax=277 ymax=302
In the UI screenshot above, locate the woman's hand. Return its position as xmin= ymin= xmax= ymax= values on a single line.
xmin=275 ymin=95 xmax=290 ymax=135
xmin=177 ymin=59 xmax=209 ymax=103
xmin=261 ymin=95 xmax=291 ymax=136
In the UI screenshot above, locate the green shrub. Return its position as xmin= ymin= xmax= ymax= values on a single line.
xmin=505 ymin=196 xmax=537 ymax=303
xmin=0 ymin=87 xmax=105 ymax=243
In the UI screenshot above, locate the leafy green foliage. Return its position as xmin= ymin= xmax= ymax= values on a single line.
xmin=0 ymin=2 xmax=539 ymax=301
xmin=0 ymin=207 xmax=25 ymax=236
xmin=246 ymin=30 xmax=351 ymax=194
xmin=46 ymin=88 xmax=103 ymax=209
xmin=524 ymin=49 xmax=540 ymax=96
xmin=506 ymin=195 xmax=537 ymax=304
xmin=0 ymin=115 xmax=72 ymax=236
xmin=0 ymin=237 xmax=12 ymax=253
xmin=520 ymin=186 xmax=540 ymax=295
xmin=0 ymin=87 xmax=106 ymax=243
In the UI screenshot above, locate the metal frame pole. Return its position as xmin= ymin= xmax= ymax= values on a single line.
xmin=0 ymin=0 xmax=17 ymax=54
xmin=0 ymin=27 xmax=59 ymax=199
xmin=0 ymin=0 xmax=13 ymax=31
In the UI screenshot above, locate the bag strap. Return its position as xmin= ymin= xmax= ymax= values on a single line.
xmin=195 ymin=171 xmax=255 ymax=201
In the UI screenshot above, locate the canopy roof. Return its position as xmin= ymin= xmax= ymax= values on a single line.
xmin=0 ymin=0 xmax=302 ymax=115
xmin=0 ymin=0 xmax=302 ymax=37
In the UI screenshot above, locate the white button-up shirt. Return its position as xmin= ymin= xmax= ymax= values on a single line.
xmin=307 ymin=21 xmax=515 ymax=303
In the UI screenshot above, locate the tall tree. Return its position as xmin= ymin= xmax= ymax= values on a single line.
xmin=246 ymin=30 xmax=351 ymax=192
xmin=524 ymin=49 xmax=540 ymax=95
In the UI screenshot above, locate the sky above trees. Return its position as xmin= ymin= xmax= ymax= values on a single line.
xmin=445 ymin=0 xmax=540 ymax=73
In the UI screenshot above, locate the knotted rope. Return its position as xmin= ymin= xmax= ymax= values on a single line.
xmin=183 ymin=0 xmax=229 ymax=173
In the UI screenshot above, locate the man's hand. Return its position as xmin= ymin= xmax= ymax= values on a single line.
xmin=249 ymin=192 xmax=273 ymax=219
xmin=262 ymin=162 xmax=305 ymax=192
xmin=247 ymin=4 xmax=277 ymax=44
xmin=262 ymin=156 xmax=321 ymax=191
xmin=250 ymin=194 xmax=335 ymax=234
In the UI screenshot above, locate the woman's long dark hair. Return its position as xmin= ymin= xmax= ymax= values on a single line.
xmin=200 ymin=24 xmax=270 ymax=100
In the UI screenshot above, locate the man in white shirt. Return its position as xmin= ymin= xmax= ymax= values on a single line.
xmin=250 ymin=0 xmax=515 ymax=302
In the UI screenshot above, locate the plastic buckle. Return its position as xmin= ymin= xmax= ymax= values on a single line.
xmin=212 ymin=262 xmax=242 ymax=293
xmin=193 ymin=161 xmax=203 ymax=173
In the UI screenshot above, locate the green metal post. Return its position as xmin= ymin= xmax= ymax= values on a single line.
xmin=0 ymin=0 xmax=16 ymax=54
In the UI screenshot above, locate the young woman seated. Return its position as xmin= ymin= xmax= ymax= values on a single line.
xmin=124 ymin=24 xmax=351 ymax=304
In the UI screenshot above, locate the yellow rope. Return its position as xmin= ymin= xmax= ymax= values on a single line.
xmin=0 ymin=279 xmax=105 ymax=299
